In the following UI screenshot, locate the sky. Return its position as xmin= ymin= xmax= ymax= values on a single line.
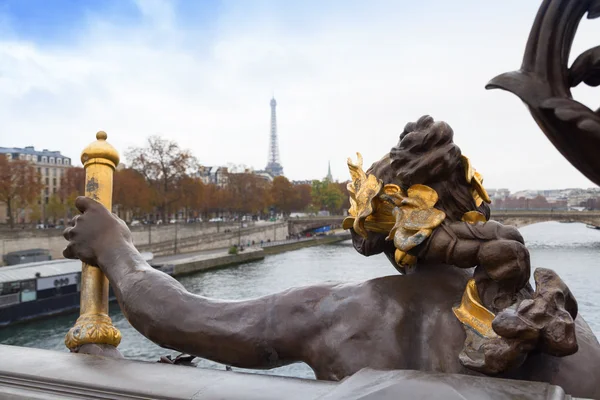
xmin=0 ymin=0 xmax=599 ymax=191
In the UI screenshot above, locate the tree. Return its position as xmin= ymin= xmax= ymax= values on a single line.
xmin=175 ymin=176 xmax=205 ymax=220
xmin=225 ymin=173 xmax=271 ymax=216
xmin=113 ymin=168 xmax=154 ymax=221
xmin=271 ymin=176 xmax=296 ymax=216
xmin=335 ymin=181 xmax=351 ymax=214
xmin=0 ymin=157 xmax=43 ymax=228
xmin=311 ymin=180 xmax=345 ymax=214
xmin=46 ymin=194 xmax=65 ymax=223
xmin=126 ymin=136 xmax=197 ymax=221
xmin=291 ymin=183 xmax=313 ymax=212
xmin=203 ymin=183 xmax=222 ymax=218
xmin=29 ymin=201 xmax=42 ymax=223
xmin=59 ymin=167 xmax=85 ymax=219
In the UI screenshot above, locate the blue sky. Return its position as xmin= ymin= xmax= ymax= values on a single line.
xmin=0 ymin=0 xmax=599 ymax=190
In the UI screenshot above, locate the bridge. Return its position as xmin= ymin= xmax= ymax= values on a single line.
xmin=288 ymin=216 xmax=346 ymax=235
xmin=289 ymin=210 xmax=600 ymax=233
xmin=491 ymin=210 xmax=600 ymax=228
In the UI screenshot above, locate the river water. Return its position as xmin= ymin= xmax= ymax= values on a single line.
xmin=1 ymin=222 xmax=598 ymax=379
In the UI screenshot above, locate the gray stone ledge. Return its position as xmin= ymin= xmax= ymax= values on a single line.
xmin=0 ymin=344 xmax=584 ymax=400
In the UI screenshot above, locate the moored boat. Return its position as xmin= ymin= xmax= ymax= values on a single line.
xmin=0 ymin=253 xmax=153 ymax=327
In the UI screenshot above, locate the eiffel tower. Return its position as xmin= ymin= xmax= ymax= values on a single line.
xmin=265 ymin=97 xmax=284 ymax=177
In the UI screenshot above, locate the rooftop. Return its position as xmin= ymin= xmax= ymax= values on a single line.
xmin=0 ymin=146 xmax=68 ymax=158
xmin=0 ymin=252 xmax=153 ymax=284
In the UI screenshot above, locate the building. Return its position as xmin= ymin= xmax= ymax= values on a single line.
xmin=252 ymin=170 xmax=274 ymax=183
xmin=265 ymin=97 xmax=284 ymax=177
xmin=196 ymin=166 xmax=229 ymax=187
xmin=0 ymin=146 xmax=72 ymax=224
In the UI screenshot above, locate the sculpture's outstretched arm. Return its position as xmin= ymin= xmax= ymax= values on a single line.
xmin=63 ymin=197 xmax=327 ymax=369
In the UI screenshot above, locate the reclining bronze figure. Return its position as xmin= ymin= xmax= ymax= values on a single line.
xmin=61 ymin=0 xmax=600 ymax=398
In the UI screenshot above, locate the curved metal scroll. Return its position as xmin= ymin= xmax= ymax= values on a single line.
xmin=486 ymin=0 xmax=600 ymax=186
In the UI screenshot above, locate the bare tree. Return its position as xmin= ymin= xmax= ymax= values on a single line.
xmin=126 ymin=136 xmax=197 ymax=222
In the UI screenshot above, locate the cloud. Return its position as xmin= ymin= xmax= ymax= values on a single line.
xmin=0 ymin=0 xmax=599 ymax=191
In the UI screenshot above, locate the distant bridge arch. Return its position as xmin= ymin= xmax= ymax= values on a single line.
xmin=491 ymin=210 xmax=600 ymax=229
xmin=288 ymin=216 xmax=344 ymax=235
xmin=288 ymin=211 xmax=600 ymax=234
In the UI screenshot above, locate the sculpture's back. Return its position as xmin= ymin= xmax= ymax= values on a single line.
xmin=344 ymin=0 xmax=600 ymax=394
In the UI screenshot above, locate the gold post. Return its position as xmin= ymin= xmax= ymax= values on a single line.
xmin=65 ymin=131 xmax=122 ymax=351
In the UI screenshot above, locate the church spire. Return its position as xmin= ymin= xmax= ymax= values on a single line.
xmin=326 ymin=160 xmax=333 ymax=182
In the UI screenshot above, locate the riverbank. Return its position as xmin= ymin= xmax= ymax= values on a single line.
xmin=152 ymin=233 xmax=351 ymax=277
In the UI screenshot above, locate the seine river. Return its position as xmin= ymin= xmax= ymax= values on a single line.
xmin=1 ymin=222 xmax=598 ymax=379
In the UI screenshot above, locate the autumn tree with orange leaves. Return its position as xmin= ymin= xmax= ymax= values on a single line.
xmin=271 ymin=176 xmax=296 ymax=216
xmin=225 ymin=173 xmax=271 ymax=216
xmin=290 ymin=183 xmax=312 ymax=213
xmin=126 ymin=136 xmax=197 ymax=222
xmin=113 ymin=168 xmax=154 ymax=221
xmin=59 ymin=166 xmax=85 ymax=219
xmin=175 ymin=176 xmax=205 ymax=221
xmin=0 ymin=157 xmax=43 ymax=228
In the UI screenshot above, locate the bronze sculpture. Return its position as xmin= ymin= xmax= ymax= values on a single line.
xmin=344 ymin=115 xmax=579 ymax=376
xmin=61 ymin=0 xmax=600 ymax=398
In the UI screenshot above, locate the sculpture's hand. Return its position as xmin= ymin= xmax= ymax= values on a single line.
xmin=62 ymin=196 xmax=133 ymax=268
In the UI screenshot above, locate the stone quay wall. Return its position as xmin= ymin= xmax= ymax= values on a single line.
xmin=0 ymin=221 xmax=288 ymax=265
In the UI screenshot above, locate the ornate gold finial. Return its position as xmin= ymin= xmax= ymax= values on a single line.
xmin=81 ymin=131 xmax=120 ymax=168
xmin=96 ymin=131 xmax=108 ymax=140
xmin=65 ymin=131 xmax=122 ymax=352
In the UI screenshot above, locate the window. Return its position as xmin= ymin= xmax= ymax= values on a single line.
xmin=53 ymin=188 xmax=57 ymax=194
xmin=19 ymin=154 xmax=25 ymax=160
xmin=49 ymin=157 xmax=55 ymax=164
xmin=37 ymin=167 xmax=41 ymax=173
xmin=0 ymin=282 xmax=20 ymax=296
xmin=42 ymin=156 xmax=47 ymax=163
xmin=57 ymin=158 xmax=62 ymax=165
xmin=52 ymin=178 xmax=56 ymax=186
xmin=44 ymin=187 xmax=49 ymax=195
xmin=5 ymin=154 xmax=11 ymax=160
xmin=45 ymin=168 xmax=49 ymax=175
xmin=52 ymin=168 xmax=56 ymax=177
xmin=64 ymin=159 xmax=70 ymax=165
xmin=45 ymin=197 xmax=49 ymax=204
xmin=20 ymin=280 xmax=36 ymax=302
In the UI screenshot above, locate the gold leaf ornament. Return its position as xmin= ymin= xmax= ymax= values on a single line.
xmin=344 ymin=153 xmax=385 ymax=237
xmin=461 ymin=155 xmax=491 ymax=207
xmin=343 ymin=153 xmax=446 ymax=266
xmin=387 ymin=185 xmax=446 ymax=265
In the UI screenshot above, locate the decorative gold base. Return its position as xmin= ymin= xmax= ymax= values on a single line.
xmin=65 ymin=313 xmax=122 ymax=351
xmin=452 ymin=279 xmax=497 ymax=338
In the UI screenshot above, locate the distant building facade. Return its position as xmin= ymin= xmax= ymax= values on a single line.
xmin=196 ymin=166 xmax=229 ymax=187
xmin=292 ymin=180 xmax=314 ymax=185
xmin=0 ymin=146 xmax=72 ymax=224
xmin=487 ymin=187 xmax=600 ymax=210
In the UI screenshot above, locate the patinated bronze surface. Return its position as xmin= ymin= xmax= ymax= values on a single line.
xmin=62 ymin=195 xmax=600 ymax=398
xmin=60 ymin=1 xmax=600 ymax=398
xmin=486 ymin=0 xmax=600 ymax=186
xmin=346 ymin=115 xmax=582 ymax=376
